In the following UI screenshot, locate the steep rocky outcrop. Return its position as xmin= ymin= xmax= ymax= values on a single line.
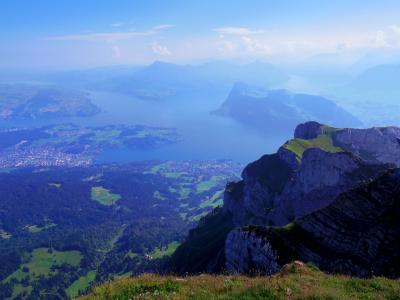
xmin=170 ymin=122 xmax=400 ymax=276
xmin=225 ymin=169 xmax=400 ymax=277
xmin=223 ymin=122 xmax=397 ymax=227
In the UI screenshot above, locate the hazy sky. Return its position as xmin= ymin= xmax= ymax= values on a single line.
xmin=2 ymin=0 xmax=400 ymax=70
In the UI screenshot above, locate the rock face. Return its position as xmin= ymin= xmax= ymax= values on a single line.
xmin=333 ymin=126 xmax=400 ymax=166
xmin=223 ymin=122 xmax=400 ymax=227
xmin=225 ymin=228 xmax=280 ymax=275
xmin=225 ymin=169 xmax=400 ymax=277
xmin=170 ymin=122 xmax=400 ymax=277
xmin=294 ymin=121 xmax=324 ymax=139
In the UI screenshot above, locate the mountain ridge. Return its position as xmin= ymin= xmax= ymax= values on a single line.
xmin=169 ymin=121 xmax=400 ymax=277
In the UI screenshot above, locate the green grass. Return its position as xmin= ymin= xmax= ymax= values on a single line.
xmin=5 ymin=248 xmax=82 ymax=283
xmin=80 ymin=262 xmax=400 ymax=300
xmin=27 ymin=223 xmax=56 ymax=233
xmin=10 ymin=284 xmax=32 ymax=299
xmin=199 ymin=190 xmax=224 ymax=209
xmin=178 ymin=187 xmax=192 ymax=199
xmin=66 ymin=270 xmax=97 ymax=299
xmin=150 ymin=241 xmax=180 ymax=259
xmin=196 ymin=176 xmax=224 ymax=194
xmin=284 ymin=134 xmax=343 ymax=158
xmin=126 ymin=251 xmax=138 ymax=259
xmin=91 ymin=186 xmax=121 ymax=206
xmin=188 ymin=211 xmax=209 ymax=222
xmin=147 ymin=162 xmax=171 ymax=174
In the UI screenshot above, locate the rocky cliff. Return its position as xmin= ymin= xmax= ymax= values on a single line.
xmin=225 ymin=168 xmax=400 ymax=277
xmin=223 ymin=122 xmax=397 ymax=227
xmin=170 ymin=122 xmax=400 ymax=277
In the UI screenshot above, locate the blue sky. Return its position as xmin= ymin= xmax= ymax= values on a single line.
xmin=2 ymin=0 xmax=400 ymax=70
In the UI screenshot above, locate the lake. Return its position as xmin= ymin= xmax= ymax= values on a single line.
xmin=0 ymin=88 xmax=291 ymax=164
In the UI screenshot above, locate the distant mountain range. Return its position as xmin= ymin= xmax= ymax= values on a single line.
xmin=88 ymin=61 xmax=289 ymax=100
xmin=330 ymin=63 xmax=400 ymax=126
xmin=7 ymin=61 xmax=288 ymax=101
xmin=213 ymin=83 xmax=362 ymax=134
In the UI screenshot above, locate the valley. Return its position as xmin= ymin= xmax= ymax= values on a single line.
xmin=0 ymin=160 xmax=242 ymax=299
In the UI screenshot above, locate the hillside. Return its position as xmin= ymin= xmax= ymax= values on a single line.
xmin=0 ymin=84 xmax=99 ymax=120
xmin=213 ymin=83 xmax=361 ymax=134
xmin=0 ymin=161 xmax=241 ymax=299
xmin=81 ymin=262 xmax=400 ymax=300
xmin=331 ymin=64 xmax=400 ymax=126
xmin=89 ymin=61 xmax=289 ymax=100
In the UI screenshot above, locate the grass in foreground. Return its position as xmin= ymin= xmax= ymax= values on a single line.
xmin=80 ymin=262 xmax=400 ymax=300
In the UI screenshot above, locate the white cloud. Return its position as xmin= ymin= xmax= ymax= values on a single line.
xmin=214 ymin=27 xmax=264 ymax=36
xmin=240 ymin=36 xmax=272 ymax=54
xmin=151 ymin=42 xmax=171 ymax=56
xmin=45 ymin=24 xmax=174 ymax=42
xmin=370 ymin=25 xmax=400 ymax=48
xmin=110 ymin=23 xmax=123 ymax=28
xmin=153 ymin=24 xmax=175 ymax=30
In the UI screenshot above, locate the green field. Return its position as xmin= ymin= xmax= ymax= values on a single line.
xmin=196 ymin=176 xmax=224 ymax=194
xmin=150 ymin=241 xmax=180 ymax=259
xmin=66 ymin=270 xmax=97 ymax=299
xmin=284 ymin=133 xmax=343 ymax=158
xmin=199 ymin=190 xmax=224 ymax=209
xmin=91 ymin=186 xmax=121 ymax=205
xmin=188 ymin=211 xmax=209 ymax=222
xmin=80 ymin=262 xmax=400 ymax=300
xmin=10 ymin=284 xmax=32 ymax=299
xmin=27 ymin=223 xmax=56 ymax=233
xmin=5 ymin=248 xmax=82 ymax=283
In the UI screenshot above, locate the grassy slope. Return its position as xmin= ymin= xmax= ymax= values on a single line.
xmin=150 ymin=241 xmax=181 ymax=259
xmin=66 ymin=270 xmax=97 ymax=299
xmin=283 ymin=127 xmax=343 ymax=158
xmin=81 ymin=263 xmax=400 ymax=300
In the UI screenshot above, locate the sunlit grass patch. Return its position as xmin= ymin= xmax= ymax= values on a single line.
xmin=150 ymin=241 xmax=180 ymax=259
xmin=5 ymin=247 xmax=82 ymax=285
xmin=284 ymin=134 xmax=343 ymax=158
xmin=196 ymin=176 xmax=225 ymax=194
xmin=81 ymin=263 xmax=400 ymax=300
xmin=91 ymin=186 xmax=121 ymax=205
xmin=66 ymin=270 xmax=97 ymax=299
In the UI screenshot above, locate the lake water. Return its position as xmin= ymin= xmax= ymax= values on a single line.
xmin=0 ymin=89 xmax=291 ymax=164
